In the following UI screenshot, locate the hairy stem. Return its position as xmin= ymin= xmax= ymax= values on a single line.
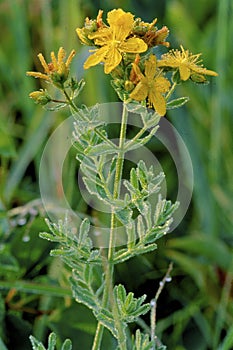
xmin=92 ymin=103 xmax=128 ymax=350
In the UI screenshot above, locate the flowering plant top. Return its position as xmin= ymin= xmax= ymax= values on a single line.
xmin=27 ymin=8 xmax=217 ymax=117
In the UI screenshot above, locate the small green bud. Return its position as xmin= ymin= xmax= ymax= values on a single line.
xmin=29 ymin=90 xmax=51 ymax=105
xmin=124 ymin=80 xmax=134 ymax=92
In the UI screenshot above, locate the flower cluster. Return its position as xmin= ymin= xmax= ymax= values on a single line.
xmin=27 ymin=47 xmax=76 ymax=85
xmin=27 ymin=47 xmax=76 ymax=105
xmin=27 ymin=8 xmax=218 ymax=116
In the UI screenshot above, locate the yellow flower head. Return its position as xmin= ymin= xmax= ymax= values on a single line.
xmin=26 ymin=47 xmax=76 ymax=85
xmin=77 ymin=8 xmax=148 ymax=74
xmin=130 ymin=55 xmax=171 ymax=116
xmin=157 ymin=45 xmax=218 ymax=81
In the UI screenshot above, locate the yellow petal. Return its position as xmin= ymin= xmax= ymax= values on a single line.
xmin=83 ymin=46 xmax=108 ymax=69
xmin=107 ymin=9 xmax=134 ymax=41
xmin=144 ymin=55 xmax=157 ymax=80
xmin=26 ymin=71 xmax=50 ymax=80
xmin=179 ymin=65 xmax=191 ymax=81
xmin=38 ymin=53 xmax=49 ymax=73
xmin=154 ymin=76 xmax=171 ymax=93
xmin=107 ymin=9 xmax=133 ymax=28
xmin=149 ymin=91 xmax=166 ymax=116
xmin=88 ymin=27 xmax=113 ymax=44
xmin=50 ymin=51 xmax=58 ymax=70
xmin=57 ymin=47 xmax=66 ymax=66
xmin=130 ymin=81 xmax=148 ymax=101
xmin=193 ymin=67 xmax=218 ymax=77
xmin=66 ymin=50 xmax=76 ymax=67
xmin=120 ymin=37 xmax=147 ymax=53
xmin=104 ymin=47 xmax=122 ymax=74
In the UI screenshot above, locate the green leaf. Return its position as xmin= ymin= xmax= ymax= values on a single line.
xmin=132 ymin=329 xmax=153 ymax=350
xmin=72 ymin=78 xmax=86 ymax=98
xmin=78 ymin=218 xmax=91 ymax=246
xmin=39 ymin=232 xmax=61 ymax=242
xmin=85 ymin=143 xmax=117 ymax=156
xmin=127 ymin=222 xmax=136 ymax=249
xmin=71 ymin=275 xmax=99 ymax=312
xmin=61 ymin=339 xmax=72 ymax=350
xmin=166 ymin=96 xmax=189 ymax=109
xmin=95 ymin=308 xmax=120 ymax=339
xmin=83 ymin=177 xmax=109 ymax=202
xmin=29 ymin=335 xmax=46 ymax=350
xmin=46 ymin=102 xmax=67 ymax=111
xmin=114 ymin=284 xmax=150 ymax=323
xmin=48 ymin=332 xmax=57 ymax=349
xmin=125 ymin=102 xmax=147 ymax=115
xmin=70 ymin=265 xmax=102 ymax=313
xmin=29 ymin=333 xmax=72 ymax=350
xmin=113 ymin=243 xmax=157 ymax=264
xmin=115 ymin=207 xmax=132 ymax=226
xmin=125 ymin=126 xmax=159 ymax=151
xmin=137 ymin=215 xmax=145 ymax=240
xmin=130 ymin=168 xmax=139 ymax=190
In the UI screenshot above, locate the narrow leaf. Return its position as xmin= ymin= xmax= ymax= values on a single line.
xmin=61 ymin=339 xmax=72 ymax=350
xmin=85 ymin=143 xmax=117 ymax=156
xmin=48 ymin=333 xmax=57 ymax=350
xmin=167 ymin=96 xmax=189 ymax=109
xmin=115 ymin=207 xmax=132 ymax=225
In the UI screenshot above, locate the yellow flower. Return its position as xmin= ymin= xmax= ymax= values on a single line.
xmin=27 ymin=47 xmax=76 ymax=85
xmin=157 ymin=45 xmax=218 ymax=81
xmin=77 ymin=8 xmax=148 ymax=74
xmin=130 ymin=55 xmax=171 ymax=116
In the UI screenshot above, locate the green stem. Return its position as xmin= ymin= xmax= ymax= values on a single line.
xmin=92 ymin=103 xmax=128 ymax=350
xmin=109 ymin=102 xmax=128 ymax=259
xmin=124 ymin=113 xmax=159 ymax=152
xmin=165 ymin=81 xmax=177 ymax=100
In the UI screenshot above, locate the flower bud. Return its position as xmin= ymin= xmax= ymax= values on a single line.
xmin=29 ymin=90 xmax=51 ymax=105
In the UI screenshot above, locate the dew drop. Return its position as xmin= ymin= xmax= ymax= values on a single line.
xmin=150 ymin=299 xmax=156 ymax=307
xmin=18 ymin=217 xmax=27 ymax=226
xmin=165 ymin=276 xmax=172 ymax=282
xmin=22 ymin=235 xmax=30 ymax=242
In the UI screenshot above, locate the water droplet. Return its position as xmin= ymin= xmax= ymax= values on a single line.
xmin=18 ymin=217 xmax=27 ymax=226
xmin=165 ymin=276 xmax=172 ymax=282
xmin=22 ymin=235 xmax=30 ymax=242
xmin=159 ymin=281 xmax=164 ymax=287
xmin=150 ymin=299 xmax=156 ymax=307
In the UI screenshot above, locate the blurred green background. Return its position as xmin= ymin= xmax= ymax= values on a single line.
xmin=0 ymin=0 xmax=232 ymax=349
